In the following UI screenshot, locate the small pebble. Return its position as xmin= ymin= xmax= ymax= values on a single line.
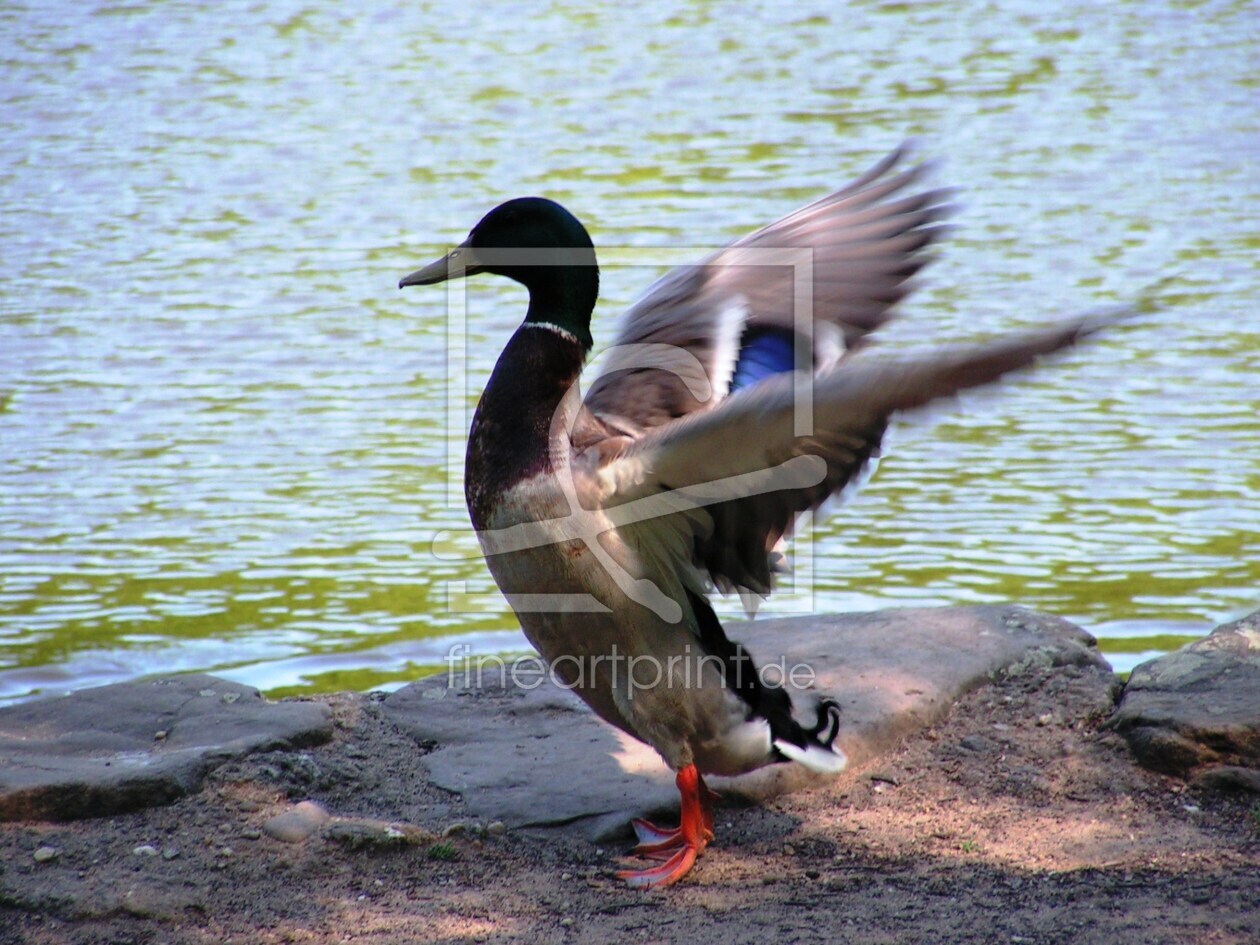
xmin=486 ymin=821 xmax=507 ymax=837
xmin=162 ymin=847 xmax=181 ymax=861
xmin=240 ymin=828 xmax=262 ymax=840
xmin=561 ymin=872 xmax=573 ymax=881
xmin=153 ymin=730 xmax=168 ymax=741
xmin=559 ymin=918 xmax=574 ymax=928
xmin=33 ymin=846 xmax=60 ymax=863
xmin=1036 ymin=713 xmax=1054 ymax=727
xmin=263 ymin=800 xmax=331 ymax=843
xmin=783 ymin=843 xmax=796 ymax=856
xmin=1182 ymin=804 xmax=1202 ymax=814
xmin=442 ymin=821 xmax=469 ymax=838
xmin=133 ymin=844 xmax=159 ymax=857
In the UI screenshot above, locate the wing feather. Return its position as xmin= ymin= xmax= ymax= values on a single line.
xmin=583 ymin=145 xmax=949 ymax=432
xmin=597 ymin=316 xmax=1114 ymax=595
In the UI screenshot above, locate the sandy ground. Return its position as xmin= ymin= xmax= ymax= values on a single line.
xmin=2 ymin=660 xmax=1257 ymax=945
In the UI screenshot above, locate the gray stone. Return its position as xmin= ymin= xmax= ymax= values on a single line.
xmin=1109 ymin=610 xmax=1260 ymax=777
xmin=1188 ymin=765 xmax=1260 ymax=794
xmin=262 ymin=800 xmax=330 ymax=843
xmin=383 ymin=604 xmax=1105 ymax=841
xmin=959 ymin=735 xmax=993 ymax=753
xmin=0 ymin=674 xmax=332 ymax=822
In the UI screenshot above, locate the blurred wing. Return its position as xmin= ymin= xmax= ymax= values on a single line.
xmin=596 ymin=317 xmax=1107 ymax=595
xmin=583 ymin=144 xmax=952 ymax=435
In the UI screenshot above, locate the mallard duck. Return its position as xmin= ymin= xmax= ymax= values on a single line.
xmin=399 ymin=145 xmax=1105 ymax=887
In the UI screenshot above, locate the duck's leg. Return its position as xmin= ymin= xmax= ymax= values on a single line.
xmin=630 ymin=775 xmax=719 ymax=857
xmin=616 ymin=765 xmax=715 ymax=887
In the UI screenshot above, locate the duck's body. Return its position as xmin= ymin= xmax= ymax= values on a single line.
xmin=400 ymin=147 xmax=1108 ymax=886
xmin=466 ymin=319 xmax=827 ymax=779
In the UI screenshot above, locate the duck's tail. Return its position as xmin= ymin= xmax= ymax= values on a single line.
xmin=771 ymin=698 xmax=848 ymax=774
xmin=686 ymin=587 xmax=848 ymax=775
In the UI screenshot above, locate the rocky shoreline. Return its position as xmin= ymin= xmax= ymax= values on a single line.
xmin=2 ymin=605 xmax=1257 ymax=944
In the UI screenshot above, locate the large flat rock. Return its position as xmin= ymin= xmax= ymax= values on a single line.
xmin=1109 ymin=609 xmax=1260 ymax=778
xmin=0 ymin=674 xmax=332 ymax=822
xmin=383 ymin=605 xmax=1107 ymax=841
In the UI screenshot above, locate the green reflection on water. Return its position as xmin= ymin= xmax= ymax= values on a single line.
xmin=1094 ymin=635 xmax=1202 ymax=657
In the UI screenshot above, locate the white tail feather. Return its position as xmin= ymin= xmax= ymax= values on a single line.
xmin=773 ymin=739 xmax=848 ymax=774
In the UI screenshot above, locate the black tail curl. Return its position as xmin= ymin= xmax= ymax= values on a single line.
xmin=807 ymin=698 xmax=843 ymax=749
xmin=684 ymin=587 xmax=845 ymax=763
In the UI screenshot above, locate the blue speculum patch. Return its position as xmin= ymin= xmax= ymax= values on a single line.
xmin=730 ymin=327 xmax=798 ymax=392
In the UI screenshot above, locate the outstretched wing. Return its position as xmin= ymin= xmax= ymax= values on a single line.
xmin=582 ymin=145 xmax=952 ymax=436
xmin=594 ymin=317 xmax=1111 ymax=596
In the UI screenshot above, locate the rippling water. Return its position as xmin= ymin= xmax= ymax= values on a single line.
xmin=2 ymin=0 xmax=1257 ymax=703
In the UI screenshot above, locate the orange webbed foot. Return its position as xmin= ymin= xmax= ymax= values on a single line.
xmin=616 ymin=765 xmax=715 ymax=888
xmin=616 ymin=843 xmax=698 ymax=887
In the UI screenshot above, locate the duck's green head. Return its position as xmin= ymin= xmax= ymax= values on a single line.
xmin=399 ymin=197 xmax=598 ymax=348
